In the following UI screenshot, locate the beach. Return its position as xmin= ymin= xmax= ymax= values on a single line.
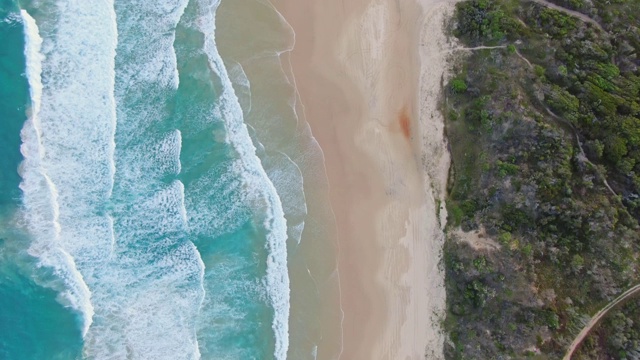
xmin=271 ymin=0 xmax=456 ymax=358
xmin=8 ymin=0 xmax=639 ymax=358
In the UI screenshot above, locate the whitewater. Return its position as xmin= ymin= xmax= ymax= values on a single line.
xmin=12 ymin=0 xmax=293 ymax=358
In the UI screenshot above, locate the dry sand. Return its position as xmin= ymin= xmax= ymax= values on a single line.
xmin=451 ymin=226 xmax=502 ymax=252
xmin=270 ymin=0 xmax=459 ymax=358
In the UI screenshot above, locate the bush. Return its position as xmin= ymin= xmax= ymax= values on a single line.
xmin=497 ymin=160 xmax=519 ymax=177
xmin=451 ymin=79 xmax=468 ymax=94
xmin=545 ymin=84 xmax=579 ymax=123
xmin=585 ymin=139 xmax=604 ymax=160
xmin=546 ymin=311 xmax=560 ymax=330
xmin=454 ymin=0 xmax=520 ymax=44
xmin=449 ymin=203 xmax=465 ymax=226
xmin=498 ymin=232 xmax=512 ymax=244
xmin=606 ymin=136 xmax=628 ymax=163
xmin=571 ymin=254 xmax=584 ymax=272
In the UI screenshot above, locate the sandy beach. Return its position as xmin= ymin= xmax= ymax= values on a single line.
xmin=271 ymin=0 xmax=457 ymax=358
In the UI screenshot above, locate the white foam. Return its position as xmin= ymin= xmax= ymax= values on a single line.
xmin=19 ymin=9 xmax=95 ymax=336
xmin=113 ymin=0 xmax=187 ymax=95
xmin=227 ymin=61 xmax=252 ymax=116
xmin=107 ymin=2 xmax=118 ymax=199
xmin=192 ymin=239 xmax=206 ymax=360
xmin=3 ymin=11 xmax=21 ymax=25
xmin=107 ymin=215 xmax=116 ymax=259
xmin=176 ymin=180 xmax=189 ymax=228
xmin=21 ymin=5 xmax=205 ymax=357
xmin=20 ymin=10 xmax=43 ymax=132
xmin=118 ymin=130 xmax=182 ymax=183
xmin=175 ymin=129 xmax=183 ymax=175
xmin=261 ymin=150 xmax=307 ymax=245
xmin=83 ymin=178 xmax=204 ymax=360
xmin=84 ymin=0 xmax=205 ymax=358
xmin=196 ymin=1 xmax=290 ymax=358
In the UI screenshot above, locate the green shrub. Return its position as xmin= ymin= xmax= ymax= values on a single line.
xmin=451 ymin=79 xmax=468 ymax=94
xmin=497 ymin=160 xmax=519 ymax=177
xmin=545 ymin=84 xmax=579 ymax=123
xmin=449 ymin=203 xmax=465 ymax=226
xmin=455 ymin=0 xmax=509 ymax=43
xmin=498 ymin=232 xmax=512 ymax=244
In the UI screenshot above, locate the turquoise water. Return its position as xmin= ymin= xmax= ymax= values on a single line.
xmin=0 ymin=0 xmax=307 ymax=358
xmin=0 ymin=1 xmax=83 ymax=358
xmin=0 ymin=0 xmax=26 ymax=209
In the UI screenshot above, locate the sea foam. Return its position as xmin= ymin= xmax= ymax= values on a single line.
xmin=20 ymin=2 xmax=205 ymax=358
xmin=83 ymin=0 xmax=205 ymax=358
xmin=19 ymin=8 xmax=95 ymax=337
xmin=195 ymin=0 xmax=291 ymax=358
xmin=19 ymin=0 xmax=293 ymax=357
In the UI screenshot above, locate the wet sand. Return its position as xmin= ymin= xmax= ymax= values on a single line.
xmin=216 ymin=1 xmax=345 ymax=358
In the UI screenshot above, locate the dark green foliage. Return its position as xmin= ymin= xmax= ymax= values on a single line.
xmin=537 ymin=8 xmax=577 ymax=38
xmin=450 ymin=78 xmax=468 ymax=94
xmin=545 ymin=84 xmax=579 ymax=123
xmin=496 ymin=160 xmax=518 ymax=177
xmin=454 ymin=0 xmax=516 ymax=45
xmin=465 ymin=279 xmax=493 ymax=307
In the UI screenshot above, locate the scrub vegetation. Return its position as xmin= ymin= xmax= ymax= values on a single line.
xmin=443 ymin=0 xmax=640 ymax=358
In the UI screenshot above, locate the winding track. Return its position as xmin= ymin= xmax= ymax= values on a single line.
xmin=529 ymin=0 xmax=604 ymax=31
xmin=542 ymin=106 xmax=619 ymax=197
xmin=452 ymin=45 xmax=532 ymax=67
xmin=563 ymin=284 xmax=640 ymax=359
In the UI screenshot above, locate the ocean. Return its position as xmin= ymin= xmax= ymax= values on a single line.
xmin=0 ymin=0 xmax=342 ymax=359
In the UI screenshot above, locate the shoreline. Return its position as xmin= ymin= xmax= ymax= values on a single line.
xmin=216 ymin=0 xmax=346 ymax=357
xmin=271 ymin=0 xmax=456 ymax=358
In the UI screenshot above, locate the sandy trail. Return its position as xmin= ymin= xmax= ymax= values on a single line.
xmin=563 ymin=284 xmax=640 ymax=359
xmin=529 ymin=0 xmax=603 ymax=31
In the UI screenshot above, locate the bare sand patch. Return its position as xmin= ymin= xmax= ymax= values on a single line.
xmin=451 ymin=226 xmax=502 ymax=252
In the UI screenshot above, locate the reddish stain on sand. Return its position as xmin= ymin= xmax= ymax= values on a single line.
xmin=398 ymin=107 xmax=411 ymax=140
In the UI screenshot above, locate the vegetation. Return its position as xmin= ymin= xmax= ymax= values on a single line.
xmin=443 ymin=0 xmax=640 ymax=358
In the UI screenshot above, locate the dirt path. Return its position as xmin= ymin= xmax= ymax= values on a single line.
xmin=542 ymin=107 xmax=618 ymax=197
xmin=529 ymin=0 xmax=604 ymax=31
xmin=451 ymin=45 xmax=533 ymax=68
xmin=563 ymin=284 xmax=640 ymax=359
xmin=573 ymin=133 xmax=618 ymax=197
xmin=459 ymin=45 xmax=506 ymax=50
xmin=514 ymin=48 xmax=532 ymax=68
